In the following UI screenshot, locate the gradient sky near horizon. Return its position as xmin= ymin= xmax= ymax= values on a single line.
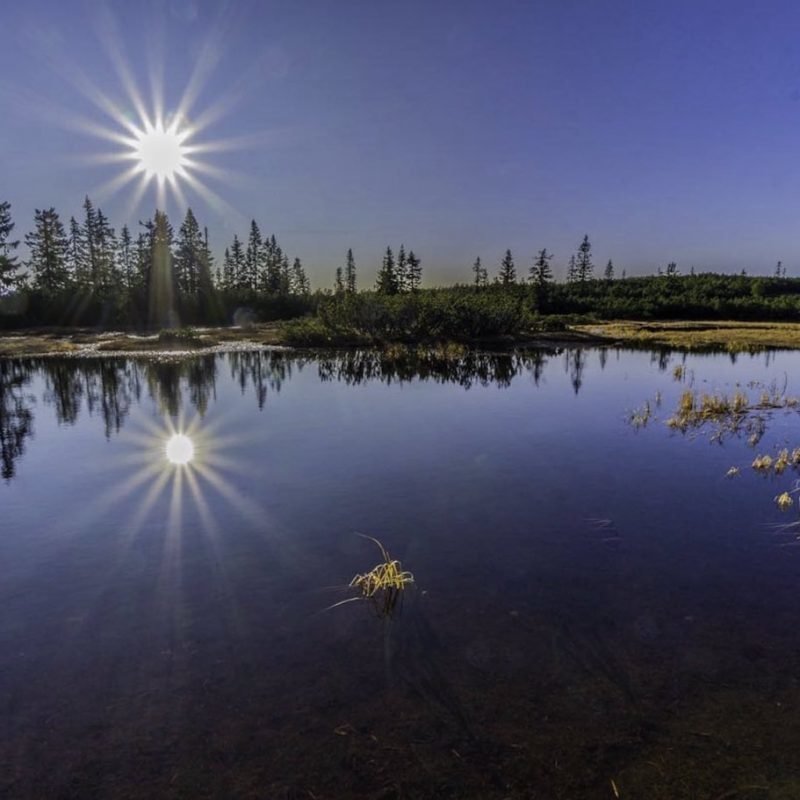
xmin=3 ymin=0 xmax=800 ymax=286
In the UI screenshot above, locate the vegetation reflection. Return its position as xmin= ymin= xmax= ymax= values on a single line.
xmin=0 ymin=346 xmax=788 ymax=481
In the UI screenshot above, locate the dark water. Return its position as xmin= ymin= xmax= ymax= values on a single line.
xmin=2 ymin=347 xmax=800 ymax=799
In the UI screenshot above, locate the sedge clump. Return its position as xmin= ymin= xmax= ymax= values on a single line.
xmin=349 ymin=535 xmax=414 ymax=601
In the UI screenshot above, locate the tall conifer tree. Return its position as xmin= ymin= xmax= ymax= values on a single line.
xmin=499 ymin=249 xmax=516 ymax=285
xmin=0 ymin=201 xmax=20 ymax=292
xmin=25 ymin=208 xmax=70 ymax=294
xmin=407 ymin=250 xmax=422 ymax=291
xmin=345 ymin=248 xmax=356 ymax=293
xmin=575 ymin=235 xmax=593 ymax=282
xmin=376 ymin=246 xmax=397 ymax=294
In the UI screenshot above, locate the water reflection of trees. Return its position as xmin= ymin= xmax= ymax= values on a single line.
xmin=228 ymin=350 xmax=308 ymax=409
xmin=1 ymin=356 xmax=218 ymax=480
xmin=44 ymin=358 xmax=144 ymax=436
xmin=3 ymin=346 xmax=786 ymax=480
xmin=564 ymin=349 xmax=586 ymax=395
xmin=0 ymin=349 xmax=563 ymax=480
xmin=144 ymin=356 xmax=217 ymax=418
xmin=0 ymin=360 xmax=35 ymax=480
xmin=317 ymin=348 xmax=554 ymax=389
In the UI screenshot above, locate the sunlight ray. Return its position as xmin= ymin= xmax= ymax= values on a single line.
xmin=199 ymin=453 xmax=258 ymax=476
xmin=174 ymin=33 xmax=225 ymax=123
xmin=192 ymin=464 xmax=266 ymax=528
xmin=64 ymin=119 xmax=136 ymax=147
xmin=182 ymin=130 xmax=286 ymax=155
xmin=184 ymin=468 xmax=249 ymax=640
xmin=181 ymin=159 xmax=252 ymax=188
xmin=70 ymin=462 xmax=162 ymax=531
xmin=72 ymin=150 xmax=142 ymax=167
xmin=89 ymin=164 xmax=141 ymax=201
xmin=167 ymin=468 xmax=184 ymax=538
xmin=121 ymin=173 xmax=152 ymax=223
xmin=179 ymin=171 xmax=245 ymax=225
xmin=58 ymin=59 xmax=142 ymax=137
xmin=115 ymin=467 xmax=173 ymax=554
xmin=92 ymin=1 xmax=151 ymax=127
xmin=170 ymin=177 xmax=190 ymax=215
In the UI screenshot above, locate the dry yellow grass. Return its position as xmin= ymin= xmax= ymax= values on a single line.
xmin=573 ymin=320 xmax=800 ymax=351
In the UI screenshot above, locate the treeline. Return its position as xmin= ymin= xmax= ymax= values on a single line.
xmin=0 ymin=199 xmax=316 ymax=328
xmin=295 ymin=235 xmax=800 ymax=344
xmin=4 ymin=200 xmax=800 ymax=337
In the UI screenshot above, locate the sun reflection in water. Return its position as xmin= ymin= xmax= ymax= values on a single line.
xmin=165 ymin=433 xmax=194 ymax=465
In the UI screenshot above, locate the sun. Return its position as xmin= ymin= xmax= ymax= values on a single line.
xmin=133 ymin=120 xmax=189 ymax=184
xmin=165 ymin=433 xmax=195 ymax=465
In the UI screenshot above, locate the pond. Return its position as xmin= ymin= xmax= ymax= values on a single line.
xmin=2 ymin=346 xmax=800 ymax=799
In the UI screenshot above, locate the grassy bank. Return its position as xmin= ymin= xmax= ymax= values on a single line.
xmin=5 ymin=318 xmax=800 ymax=358
xmin=574 ymin=320 xmax=800 ymax=351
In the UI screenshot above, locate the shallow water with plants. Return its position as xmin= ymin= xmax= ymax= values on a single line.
xmin=2 ymin=347 xmax=800 ymax=799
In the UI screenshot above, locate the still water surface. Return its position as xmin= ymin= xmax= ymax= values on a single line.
xmin=2 ymin=347 xmax=800 ymax=799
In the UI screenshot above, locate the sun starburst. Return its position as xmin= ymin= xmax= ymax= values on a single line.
xmin=46 ymin=5 xmax=260 ymax=220
xmin=130 ymin=119 xmax=190 ymax=184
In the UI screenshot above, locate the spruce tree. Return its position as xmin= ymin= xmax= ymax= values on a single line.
xmin=134 ymin=229 xmax=149 ymax=290
xmin=665 ymin=261 xmax=679 ymax=278
xmin=406 ymin=250 xmax=422 ymax=291
xmin=279 ymin=253 xmax=292 ymax=296
xmin=292 ymin=257 xmax=309 ymax=294
xmin=82 ymin=196 xmax=98 ymax=290
xmin=175 ymin=208 xmax=203 ymax=293
xmin=245 ymin=220 xmax=262 ymax=291
xmin=376 ymin=246 xmax=397 ymax=294
xmin=229 ymin=235 xmax=245 ymax=289
xmin=334 ymin=266 xmax=345 ymax=294
xmin=0 ymin=201 xmax=20 ymax=292
xmin=396 ymin=244 xmax=408 ymax=293
xmin=345 ymin=248 xmax=356 ymax=293
xmin=199 ymin=227 xmax=215 ymax=295
xmin=566 ymin=254 xmax=578 ymax=283
xmin=604 ymin=259 xmax=614 ymax=280
xmin=25 ymin=208 xmax=70 ymax=294
xmin=499 ymin=249 xmax=516 ymax=285
xmin=222 ymin=247 xmax=235 ymax=290
xmin=119 ymin=225 xmax=134 ymax=289
xmin=67 ymin=216 xmax=87 ymax=287
xmin=529 ymin=248 xmax=553 ymax=289
xmin=576 ymin=235 xmax=593 ymax=282
xmin=264 ymin=235 xmax=282 ymax=293
xmin=472 ymin=256 xmax=487 ymax=287
xmin=94 ymin=208 xmax=118 ymax=295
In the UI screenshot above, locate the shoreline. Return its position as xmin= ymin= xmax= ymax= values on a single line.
xmin=3 ymin=319 xmax=800 ymax=358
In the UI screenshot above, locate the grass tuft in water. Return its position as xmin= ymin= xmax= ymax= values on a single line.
xmin=775 ymin=491 xmax=794 ymax=511
xmin=349 ymin=534 xmax=415 ymax=598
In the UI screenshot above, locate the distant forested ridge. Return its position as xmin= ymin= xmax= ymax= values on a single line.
xmin=2 ymin=199 xmax=800 ymax=336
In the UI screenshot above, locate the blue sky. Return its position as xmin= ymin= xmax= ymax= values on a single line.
xmin=3 ymin=0 xmax=800 ymax=285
